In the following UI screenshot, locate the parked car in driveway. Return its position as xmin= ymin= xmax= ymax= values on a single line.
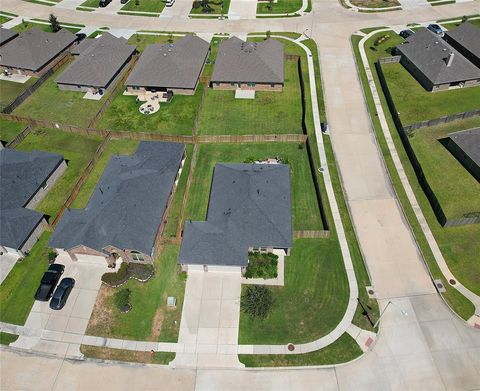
xmin=427 ymin=24 xmax=444 ymax=35
xmin=99 ymin=0 xmax=111 ymax=7
xmin=34 ymin=264 xmax=65 ymax=301
xmin=399 ymin=29 xmax=414 ymax=39
xmin=49 ymin=278 xmax=75 ymax=310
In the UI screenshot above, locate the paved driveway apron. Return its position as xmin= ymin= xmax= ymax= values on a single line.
xmin=172 ymin=270 xmax=243 ymax=368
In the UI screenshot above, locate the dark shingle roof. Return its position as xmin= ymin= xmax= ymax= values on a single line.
xmin=179 ymin=163 xmax=292 ymax=267
xmin=49 ymin=142 xmax=185 ymax=255
xmin=396 ymin=28 xmax=480 ymax=85
xmin=56 ymin=33 xmax=136 ymax=88
xmin=0 ymin=149 xmax=64 ymax=249
xmin=444 ymin=22 xmax=480 ymax=60
xmin=0 ymin=29 xmax=76 ymax=71
xmin=211 ymin=37 xmax=284 ymax=84
xmin=126 ymin=35 xmax=210 ymax=90
xmin=448 ymin=127 xmax=480 ymax=168
xmin=0 ymin=28 xmax=18 ymax=46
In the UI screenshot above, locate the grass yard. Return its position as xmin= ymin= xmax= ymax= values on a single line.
xmin=350 ymin=0 xmax=400 ymax=7
xmin=239 ymin=333 xmax=362 ymax=367
xmin=120 ymin=0 xmax=166 ymax=14
xmin=127 ymin=33 xmax=183 ymax=52
xmin=257 ymin=0 xmax=302 ymax=14
xmin=97 ymin=84 xmax=203 ymax=135
xmin=71 ymin=139 xmax=140 ymax=209
xmin=190 ymin=0 xmax=231 ymax=14
xmin=382 ymin=63 xmax=480 ymax=126
xmin=0 ymin=233 xmax=50 ymax=325
xmin=0 ymin=119 xmax=27 ymax=143
xmin=0 ymin=16 xmax=13 ymax=24
xmin=85 ymin=245 xmax=185 ymax=342
xmin=197 ymin=60 xmax=303 ymax=135
xmin=0 ymin=333 xmax=18 ymax=345
xmin=184 ymin=143 xmax=323 ymax=231
xmin=16 ymin=127 xmax=102 ymax=220
xmin=12 ymin=21 xmax=81 ymax=33
xmin=239 ymin=238 xmax=349 ymax=344
xmin=0 ymin=77 xmax=37 ymax=111
xmin=79 ymin=0 xmax=100 ymax=8
xmin=80 ymin=345 xmax=175 ymax=364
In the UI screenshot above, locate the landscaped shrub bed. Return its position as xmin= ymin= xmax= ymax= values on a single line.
xmin=101 ymin=262 xmax=154 ymax=286
xmin=245 ymin=252 xmax=278 ymax=279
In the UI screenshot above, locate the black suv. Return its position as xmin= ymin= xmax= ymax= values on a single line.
xmin=99 ymin=0 xmax=111 ymax=7
xmin=34 ymin=264 xmax=65 ymax=301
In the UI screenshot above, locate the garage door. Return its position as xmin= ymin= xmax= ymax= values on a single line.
xmin=76 ymin=253 xmax=107 ymax=265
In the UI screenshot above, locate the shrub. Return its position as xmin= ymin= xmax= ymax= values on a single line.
xmin=114 ymin=288 xmax=131 ymax=312
xmin=245 ymin=252 xmax=278 ymax=279
xmin=241 ymin=286 xmax=274 ymax=319
xmin=128 ymin=263 xmax=154 ymax=281
xmin=101 ymin=262 xmax=154 ymax=286
xmin=48 ymin=250 xmax=57 ymax=262
xmin=49 ymin=14 xmax=60 ymax=33
xmin=101 ymin=262 xmax=128 ymax=286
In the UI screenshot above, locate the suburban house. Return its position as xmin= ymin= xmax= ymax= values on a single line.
xmin=179 ymin=163 xmax=292 ymax=274
xmin=56 ymin=33 xmax=136 ymax=96
xmin=0 ymin=148 xmax=66 ymax=257
xmin=395 ymin=28 xmax=480 ymax=92
xmin=443 ymin=22 xmax=480 ymax=69
xmin=0 ymin=29 xmax=76 ymax=77
xmin=446 ymin=127 xmax=480 ymax=182
xmin=0 ymin=28 xmax=18 ymax=47
xmin=210 ymin=37 xmax=284 ymax=91
xmin=49 ymin=142 xmax=185 ymax=266
xmin=125 ymin=35 xmax=210 ymax=97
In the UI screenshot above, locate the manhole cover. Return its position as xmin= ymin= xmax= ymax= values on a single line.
xmin=436 ymin=283 xmax=443 ymax=289
xmin=449 ymin=279 xmax=456 ymax=285
xmin=368 ymin=289 xmax=374 ymax=295
xmin=287 ymin=343 xmax=295 ymax=351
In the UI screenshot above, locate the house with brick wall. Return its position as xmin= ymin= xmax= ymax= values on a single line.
xmin=0 ymin=29 xmax=76 ymax=77
xmin=179 ymin=163 xmax=292 ymax=274
xmin=0 ymin=149 xmax=66 ymax=257
xmin=210 ymin=37 xmax=284 ymax=92
xmin=49 ymin=142 xmax=185 ymax=266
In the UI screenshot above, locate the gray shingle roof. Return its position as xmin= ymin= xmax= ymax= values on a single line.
xmin=448 ymin=127 xmax=480 ymax=168
xmin=444 ymin=22 xmax=480 ymax=60
xmin=0 ymin=29 xmax=76 ymax=71
xmin=126 ymin=35 xmax=210 ymax=90
xmin=71 ymin=38 xmax=96 ymax=55
xmin=0 ymin=28 xmax=18 ymax=46
xmin=179 ymin=163 xmax=292 ymax=267
xmin=211 ymin=37 xmax=284 ymax=84
xmin=396 ymin=28 xmax=480 ymax=85
xmin=56 ymin=33 xmax=136 ymax=89
xmin=49 ymin=142 xmax=185 ymax=255
xmin=0 ymin=148 xmax=64 ymax=249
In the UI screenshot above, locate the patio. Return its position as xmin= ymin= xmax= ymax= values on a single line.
xmin=0 ymin=73 xmax=32 ymax=84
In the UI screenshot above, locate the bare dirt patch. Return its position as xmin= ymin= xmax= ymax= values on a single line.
xmin=85 ymin=285 xmax=114 ymax=336
xmin=150 ymin=308 xmax=165 ymax=340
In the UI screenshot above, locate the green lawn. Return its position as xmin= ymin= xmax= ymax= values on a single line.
xmin=190 ymin=0 xmax=231 ymax=14
xmin=97 ymin=84 xmax=203 ymax=135
xmin=0 ymin=78 xmax=37 ymax=111
xmin=0 ymin=233 xmax=50 ymax=325
xmin=0 ymin=333 xmax=18 ymax=345
xmin=127 ymin=33 xmax=182 ymax=53
xmin=184 ymin=143 xmax=323 ymax=231
xmin=79 ymin=0 xmax=100 ymax=8
xmin=409 ymin=120 xmax=480 ymax=220
xmin=163 ymin=144 xmax=194 ymax=238
xmin=197 ymin=60 xmax=303 ymax=135
xmin=85 ymin=245 xmax=185 ymax=342
xmin=70 ymin=139 xmax=140 ymax=209
xmin=352 ymin=30 xmax=478 ymax=316
xmin=239 ymin=333 xmax=362 ymax=367
xmin=257 ymin=0 xmax=302 ymax=14
xmin=12 ymin=21 xmax=81 ymax=33
xmin=0 ymin=16 xmax=13 ymax=24
xmin=13 ymin=63 xmax=103 ymax=127
xmin=16 ymin=127 xmax=102 ymax=220
xmin=382 ymin=63 xmax=480 ymax=126
xmin=0 ymin=119 xmax=27 ymax=144
xmin=239 ymin=238 xmax=349 ymax=344
xmin=120 ymin=0 xmax=166 ymax=13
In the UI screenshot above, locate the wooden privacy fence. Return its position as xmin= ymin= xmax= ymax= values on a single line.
xmin=378 ymin=56 xmax=401 ymax=65
xmin=5 ymin=124 xmax=32 ymax=148
xmin=404 ymin=109 xmax=480 ymax=132
xmin=50 ymin=133 xmax=111 ymax=228
xmin=293 ymin=230 xmax=330 ymax=239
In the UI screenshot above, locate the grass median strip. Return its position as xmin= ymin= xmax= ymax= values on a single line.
xmin=80 ymin=345 xmax=175 ymax=364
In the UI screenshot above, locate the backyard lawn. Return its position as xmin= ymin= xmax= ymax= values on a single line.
xmin=97 ymin=84 xmax=203 ymax=135
xmin=382 ymin=63 xmax=480 ymax=125
xmin=70 ymin=139 xmax=140 ymax=209
xmin=239 ymin=238 xmax=349 ymax=344
xmin=184 ymin=143 xmax=323 ymax=231
xmin=197 ymin=60 xmax=303 ymax=135
xmin=0 ymin=233 xmax=50 ymax=325
xmin=16 ymin=127 xmax=102 ymax=220
xmin=257 ymin=0 xmax=302 ymax=14
xmin=120 ymin=0 xmax=166 ymax=14
xmin=0 ymin=77 xmax=37 ymax=111
xmin=13 ymin=63 xmax=103 ymax=127
xmin=0 ymin=119 xmax=26 ymax=144
xmin=85 ymin=244 xmax=185 ymax=342
xmin=190 ymin=0 xmax=231 ymax=14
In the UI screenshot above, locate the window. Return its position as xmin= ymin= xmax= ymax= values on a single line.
xmin=131 ymin=251 xmax=144 ymax=261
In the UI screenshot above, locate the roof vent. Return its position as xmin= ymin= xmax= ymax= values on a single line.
xmin=446 ymin=52 xmax=454 ymax=67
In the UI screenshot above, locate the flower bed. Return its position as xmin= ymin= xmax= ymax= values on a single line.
xmin=245 ymin=252 xmax=278 ymax=279
xmin=101 ymin=263 xmax=154 ymax=287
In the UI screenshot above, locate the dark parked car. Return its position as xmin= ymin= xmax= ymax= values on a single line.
xmin=34 ymin=264 xmax=65 ymax=301
xmin=427 ymin=24 xmax=443 ymax=35
xmin=50 ymin=278 xmax=75 ymax=310
xmin=399 ymin=29 xmax=414 ymax=39
xmin=99 ymin=0 xmax=111 ymax=7
xmin=120 ymin=0 xmax=128 ymax=4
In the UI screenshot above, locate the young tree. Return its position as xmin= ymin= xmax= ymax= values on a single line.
xmin=49 ymin=14 xmax=61 ymax=33
xmin=241 ymin=286 xmax=274 ymax=319
xmin=168 ymin=33 xmax=174 ymax=44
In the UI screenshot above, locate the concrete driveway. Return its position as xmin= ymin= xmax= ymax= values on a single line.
xmin=11 ymin=256 xmax=109 ymax=357
xmin=172 ymin=270 xmax=243 ymax=368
